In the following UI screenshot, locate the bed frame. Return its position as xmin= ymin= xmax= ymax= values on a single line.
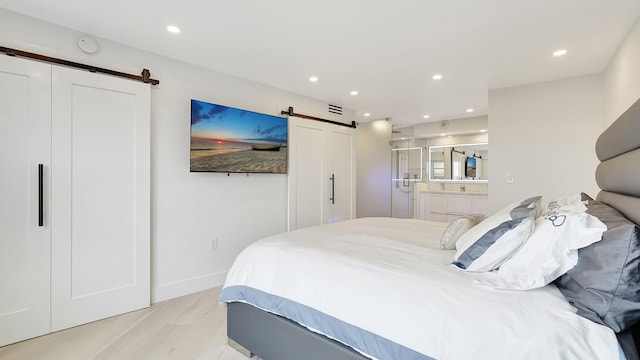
xmin=227 ymin=97 xmax=640 ymax=360
xmin=227 ymin=302 xmax=368 ymax=360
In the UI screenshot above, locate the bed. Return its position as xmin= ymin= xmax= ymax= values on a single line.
xmin=220 ymin=96 xmax=640 ymax=360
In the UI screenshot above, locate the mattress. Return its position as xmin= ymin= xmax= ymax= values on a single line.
xmin=220 ymin=217 xmax=622 ymax=359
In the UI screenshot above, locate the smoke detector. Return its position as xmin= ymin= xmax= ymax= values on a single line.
xmin=77 ymin=36 xmax=99 ymax=54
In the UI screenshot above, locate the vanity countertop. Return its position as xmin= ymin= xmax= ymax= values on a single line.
xmin=420 ymin=190 xmax=488 ymax=196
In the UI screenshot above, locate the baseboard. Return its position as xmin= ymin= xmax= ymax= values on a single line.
xmin=152 ymin=271 xmax=228 ymax=303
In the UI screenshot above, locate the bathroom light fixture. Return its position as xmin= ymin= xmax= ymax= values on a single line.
xmin=553 ymin=49 xmax=567 ymax=57
xmin=364 ymin=113 xmax=370 ymax=117
xmin=309 ymin=76 xmax=318 ymax=82
xmin=373 ymin=120 xmax=387 ymax=130
xmin=432 ymin=74 xmax=443 ymax=80
xmin=350 ymin=90 xmax=358 ymax=96
xmin=466 ymin=108 xmax=474 ymax=113
xmin=166 ymin=25 xmax=181 ymax=34
xmin=423 ymin=114 xmax=430 ymax=119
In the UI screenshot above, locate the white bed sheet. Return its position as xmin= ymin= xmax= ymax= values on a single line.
xmin=222 ymin=217 xmax=620 ymax=360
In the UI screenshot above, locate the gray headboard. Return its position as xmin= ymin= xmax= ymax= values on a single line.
xmin=595 ymin=96 xmax=640 ymax=225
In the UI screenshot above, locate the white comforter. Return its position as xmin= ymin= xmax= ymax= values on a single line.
xmin=221 ymin=217 xmax=620 ymax=360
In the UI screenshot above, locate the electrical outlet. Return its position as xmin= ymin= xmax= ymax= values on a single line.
xmin=210 ymin=238 xmax=219 ymax=250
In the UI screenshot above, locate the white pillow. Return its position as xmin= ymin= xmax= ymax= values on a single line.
xmin=543 ymin=194 xmax=585 ymax=210
xmin=440 ymin=215 xmax=485 ymax=250
xmin=474 ymin=197 xmax=606 ymax=290
xmin=453 ymin=196 xmax=541 ymax=272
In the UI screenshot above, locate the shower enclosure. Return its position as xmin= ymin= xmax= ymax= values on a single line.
xmin=391 ymin=141 xmax=423 ymax=218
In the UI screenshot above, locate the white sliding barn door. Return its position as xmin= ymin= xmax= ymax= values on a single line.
xmin=288 ymin=116 xmax=355 ymax=230
xmin=0 ymin=56 xmax=52 ymax=346
xmin=327 ymin=127 xmax=355 ymax=223
xmin=288 ymin=118 xmax=326 ymax=230
xmin=50 ymin=67 xmax=150 ymax=331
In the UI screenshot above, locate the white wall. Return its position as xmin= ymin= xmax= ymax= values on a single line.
xmin=413 ymin=115 xmax=488 ymax=138
xmin=488 ymin=74 xmax=603 ymax=213
xmin=0 ymin=8 xmax=354 ymax=302
xmin=488 ymin=17 xmax=640 ymax=214
xmin=356 ymin=119 xmax=392 ymax=218
xmin=604 ymin=18 xmax=640 ymax=125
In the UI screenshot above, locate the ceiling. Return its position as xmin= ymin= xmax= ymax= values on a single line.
xmin=2 ymin=0 xmax=640 ymax=127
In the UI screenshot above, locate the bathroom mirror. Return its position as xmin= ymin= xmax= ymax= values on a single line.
xmin=428 ymin=143 xmax=488 ymax=182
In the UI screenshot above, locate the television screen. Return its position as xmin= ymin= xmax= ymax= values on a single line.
xmin=190 ymin=99 xmax=288 ymax=174
xmin=465 ymin=157 xmax=477 ymax=178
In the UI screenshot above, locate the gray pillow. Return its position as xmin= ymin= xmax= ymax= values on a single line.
xmin=555 ymin=200 xmax=640 ymax=332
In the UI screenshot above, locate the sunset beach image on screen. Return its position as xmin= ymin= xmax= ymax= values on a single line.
xmin=190 ymin=99 xmax=288 ymax=174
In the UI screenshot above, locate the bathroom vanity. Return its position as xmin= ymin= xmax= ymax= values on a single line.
xmin=415 ymin=184 xmax=488 ymax=222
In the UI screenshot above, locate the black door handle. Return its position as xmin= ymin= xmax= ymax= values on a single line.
xmin=38 ymin=164 xmax=43 ymax=226
xmin=329 ymin=174 xmax=335 ymax=205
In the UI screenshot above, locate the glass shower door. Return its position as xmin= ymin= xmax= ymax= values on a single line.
xmin=391 ymin=143 xmax=422 ymax=218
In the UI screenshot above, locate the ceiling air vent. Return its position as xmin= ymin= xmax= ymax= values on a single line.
xmin=328 ymin=103 xmax=343 ymax=116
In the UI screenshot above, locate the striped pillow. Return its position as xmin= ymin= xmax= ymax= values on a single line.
xmin=453 ymin=196 xmax=541 ymax=272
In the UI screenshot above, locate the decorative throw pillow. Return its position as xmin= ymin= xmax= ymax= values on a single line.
xmin=543 ymin=194 xmax=584 ymax=210
xmin=474 ymin=197 xmax=606 ymax=290
xmin=440 ymin=215 xmax=485 ymax=250
xmin=453 ymin=196 xmax=541 ymax=272
xmin=555 ymin=201 xmax=640 ymax=332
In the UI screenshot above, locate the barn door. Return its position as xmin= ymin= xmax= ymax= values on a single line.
xmin=50 ymin=66 xmax=150 ymax=331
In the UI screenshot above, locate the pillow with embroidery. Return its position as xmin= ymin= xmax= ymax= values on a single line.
xmin=440 ymin=215 xmax=485 ymax=250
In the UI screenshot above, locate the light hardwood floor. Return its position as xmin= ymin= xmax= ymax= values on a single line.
xmin=0 ymin=287 xmax=250 ymax=360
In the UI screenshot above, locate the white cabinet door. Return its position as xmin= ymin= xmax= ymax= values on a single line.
xmin=50 ymin=67 xmax=150 ymax=331
xmin=288 ymin=117 xmax=355 ymax=230
xmin=471 ymin=197 xmax=489 ymax=216
xmin=422 ymin=194 xmax=448 ymax=222
xmin=0 ymin=56 xmax=52 ymax=347
xmin=418 ymin=193 xmax=488 ymax=222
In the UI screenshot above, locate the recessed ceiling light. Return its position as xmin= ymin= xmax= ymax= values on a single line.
xmin=423 ymin=115 xmax=430 ymax=119
xmin=350 ymin=90 xmax=358 ymax=96
xmin=466 ymin=108 xmax=474 ymax=113
xmin=553 ymin=49 xmax=567 ymax=57
xmin=440 ymin=133 xmax=446 ymax=136
xmin=166 ymin=25 xmax=181 ymax=34
xmin=432 ymin=74 xmax=443 ymax=80
xmin=309 ymin=76 xmax=318 ymax=82
xmin=480 ymin=129 xmax=488 ymax=133
xmin=364 ymin=113 xmax=370 ymax=117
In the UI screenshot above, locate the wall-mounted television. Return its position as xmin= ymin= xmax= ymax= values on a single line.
xmin=465 ymin=156 xmax=477 ymax=178
xmin=190 ymin=99 xmax=288 ymax=174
